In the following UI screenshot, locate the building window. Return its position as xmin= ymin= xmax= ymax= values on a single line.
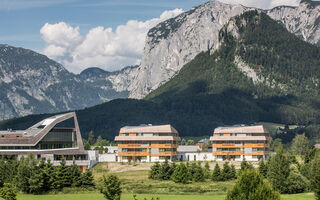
xmin=137 ymin=133 xmax=144 ymax=136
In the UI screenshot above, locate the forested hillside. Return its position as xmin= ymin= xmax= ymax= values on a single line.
xmin=1 ymin=11 xmax=320 ymax=144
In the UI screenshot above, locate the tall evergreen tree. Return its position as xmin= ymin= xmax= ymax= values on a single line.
xmin=192 ymin=164 xmax=205 ymax=182
xmin=88 ymin=131 xmax=95 ymax=146
xmin=80 ymin=169 xmax=95 ymax=187
xmin=212 ymin=163 xmax=222 ymax=181
xmin=221 ymin=162 xmax=233 ymax=181
xmin=291 ymin=134 xmax=309 ymax=157
xmin=230 ymin=164 xmax=237 ymax=179
xmin=149 ymin=162 xmax=161 ymax=180
xmin=311 ymin=153 xmax=320 ymax=200
xmin=259 ymin=160 xmax=267 ymax=177
xmin=70 ymin=161 xmax=82 ymax=187
xmin=204 ymin=162 xmax=211 ymax=178
xmin=267 ymin=147 xmax=290 ymax=193
xmin=171 ymin=163 xmax=190 ymax=184
xmin=160 ymin=159 xmax=171 ymax=180
xmin=16 ymin=156 xmax=31 ymax=193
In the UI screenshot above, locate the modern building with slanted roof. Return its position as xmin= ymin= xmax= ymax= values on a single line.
xmin=210 ymin=125 xmax=271 ymax=161
xmin=115 ymin=124 xmax=180 ymax=162
xmin=0 ymin=112 xmax=95 ymax=172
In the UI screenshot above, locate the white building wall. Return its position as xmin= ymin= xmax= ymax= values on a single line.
xmin=99 ymin=153 xmax=117 ymax=162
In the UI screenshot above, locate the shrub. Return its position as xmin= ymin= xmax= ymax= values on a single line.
xmin=285 ymin=171 xmax=309 ymax=194
xmin=99 ymin=174 xmax=122 ymax=200
xmin=226 ymin=169 xmax=280 ymax=200
xmin=0 ymin=182 xmax=16 ymax=200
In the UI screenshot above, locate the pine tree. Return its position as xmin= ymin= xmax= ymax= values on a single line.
xmin=221 ymin=162 xmax=232 ymax=181
xmin=44 ymin=159 xmax=56 ymax=191
xmin=192 ymin=164 xmax=205 ymax=182
xmin=311 ymin=153 xmax=320 ymax=200
xmin=80 ymin=169 xmax=95 ymax=187
xmin=171 ymin=163 xmax=190 ymax=184
xmin=168 ymin=162 xmax=177 ymax=178
xmin=188 ymin=163 xmax=197 ymax=181
xmin=88 ymin=131 xmax=95 ymax=146
xmin=267 ymin=147 xmax=290 ymax=193
xmin=259 ymin=160 xmax=267 ymax=177
xmin=99 ymin=174 xmax=121 ymax=200
xmin=226 ymin=169 xmax=281 ymax=200
xmin=212 ymin=163 xmax=222 ymax=181
xmin=28 ymin=165 xmax=44 ymax=194
xmin=240 ymin=159 xmax=253 ymax=173
xmin=149 ymin=162 xmax=161 ymax=180
xmin=0 ymin=182 xmax=17 ymax=200
xmin=58 ymin=158 xmax=72 ymax=188
xmin=160 ymin=159 xmax=171 ymax=180
xmin=70 ymin=161 xmax=82 ymax=187
xmin=0 ymin=156 xmax=6 ymax=187
xmin=16 ymin=156 xmax=32 ymax=193
xmin=204 ymin=162 xmax=211 ymax=178
xmin=230 ymin=164 xmax=237 ymax=179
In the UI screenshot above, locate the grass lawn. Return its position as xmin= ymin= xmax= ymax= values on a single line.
xmin=18 ymin=193 xmax=315 ymax=200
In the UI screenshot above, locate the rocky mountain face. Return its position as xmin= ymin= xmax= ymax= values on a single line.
xmin=128 ymin=0 xmax=320 ymax=99
xmin=0 ymin=44 xmax=138 ymax=119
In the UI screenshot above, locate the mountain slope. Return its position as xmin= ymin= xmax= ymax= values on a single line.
xmin=2 ymin=11 xmax=320 ymax=144
xmin=129 ymin=0 xmax=320 ymax=99
xmin=0 ymin=45 xmax=137 ymax=119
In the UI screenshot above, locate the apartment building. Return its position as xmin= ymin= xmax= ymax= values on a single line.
xmin=114 ymin=124 xmax=180 ymax=162
xmin=210 ymin=125 xmax=271 ymax=161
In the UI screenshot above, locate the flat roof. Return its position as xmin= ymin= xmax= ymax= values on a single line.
xmin=214 ymin=125 xmax=269 ymax=134
xmin=119 ymin=124 xmax=178 ymax=134
xmin=115 ymin=136 xmax=181 ymax=141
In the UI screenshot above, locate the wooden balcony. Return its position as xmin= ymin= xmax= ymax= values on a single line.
xmin=118 ymin=144 xmax=148 ymax=148
xmin=212 ymin=143 xmax=269 ymax=148
xmin=212 ymin=151 xmax=243 ymax=156
xmin=245 ymin=151 xmax=269 ymax=156
xmin=150 ymin=144 xmax=178 ymax=148
xmin=118 ymin=152 xmax=149 ymax=157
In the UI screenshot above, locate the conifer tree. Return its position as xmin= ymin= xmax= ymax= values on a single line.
xmin=0 ymin=182 xmax=17 ymax=200
xmin=44 ymin=159 xmax=56 ymax=190
xmin=80 ymin=169 xmax=95 ymax=187
xmin=149 ymin=162 xmax=161 ymax=180
xmin=226 ymin=169 xmax=280 ymax=200
xmin=28 ymin=165 xmax=44 ymax=194
xmin=160 ymin=159 xmax=171 ymax=180
xmin=267 ymin=147 xmax=290 ymax=193
xmin=58 ymin=158 xmax=72 ymax=188
xmin=188 ymin=163 xmax=197 ymax=181
xmin=192 ymin=164 xmax=205 ymax=182
xmin=230 ymin=164 xmax=237 ymax=179
xmin=16 ymin=156 xmax=31 ymax=193
xmin=99 ymin=174 xmax=121 ymax=200
xmin=240 ymin=159 xmax=253 ymax=172
xmin=311 ymin=153 xmax=320 ymax=200
xmin=212 ymin=163 xmax=222 ymax=181
xmin=221 ymin=162 xmax=233 ymax=181
xmin=259 ymin=160 xmax=267 ymax=177
xmin=171 ymin=163 xmax=190 ymax=184
xmin=70 ymin=161 xmax=82 ymax=187
xmin=0 ymin=156 xmax=6 ymax=187
xmin=204 ymin=162 xmax=211 ymax=178
xmin=168 ymin=162 xmax=177 ymax=178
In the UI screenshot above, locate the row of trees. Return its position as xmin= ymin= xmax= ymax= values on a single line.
xmin=0 ymin=154 xmax=94 ymax=195
xmin=149 ymin=160 xmax=212 ymax=183
xmin=149 ymin=160 xmax=238 ymax=184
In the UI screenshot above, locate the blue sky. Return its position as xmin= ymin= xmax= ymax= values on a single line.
xmin=0 ymin=0 xmax=207 ymax=52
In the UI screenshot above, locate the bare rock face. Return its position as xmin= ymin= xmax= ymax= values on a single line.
xmin=128 ymin=0 xmax=320 ymax=99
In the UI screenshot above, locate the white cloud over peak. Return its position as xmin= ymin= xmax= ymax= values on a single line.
xmin=40 ymin=8 xmax=183 ymax=73
xmin=218 ymin=0 xmax=301 ymax=9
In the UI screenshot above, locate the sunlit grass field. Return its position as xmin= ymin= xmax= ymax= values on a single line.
xmin=18 ymin=192 xmax=315 ymax=200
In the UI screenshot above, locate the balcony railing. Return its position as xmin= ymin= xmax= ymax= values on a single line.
xmin=212 ymin=151 xmax=243 ymax=156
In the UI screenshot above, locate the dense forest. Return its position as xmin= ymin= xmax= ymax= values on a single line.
xmin=1 ymin=11 xmax=320 ymax=144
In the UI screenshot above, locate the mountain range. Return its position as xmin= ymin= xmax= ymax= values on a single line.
xmin=1 ymin=8 xmax=320 ymax=144
xmin=1 ymin=0 xmax=320 ymax=120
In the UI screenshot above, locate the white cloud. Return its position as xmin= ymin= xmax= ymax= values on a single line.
xmin=40 ymin=8 xmax=183 ymax=73
xmin=218 ymin=0 xmax=301 ymax=9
